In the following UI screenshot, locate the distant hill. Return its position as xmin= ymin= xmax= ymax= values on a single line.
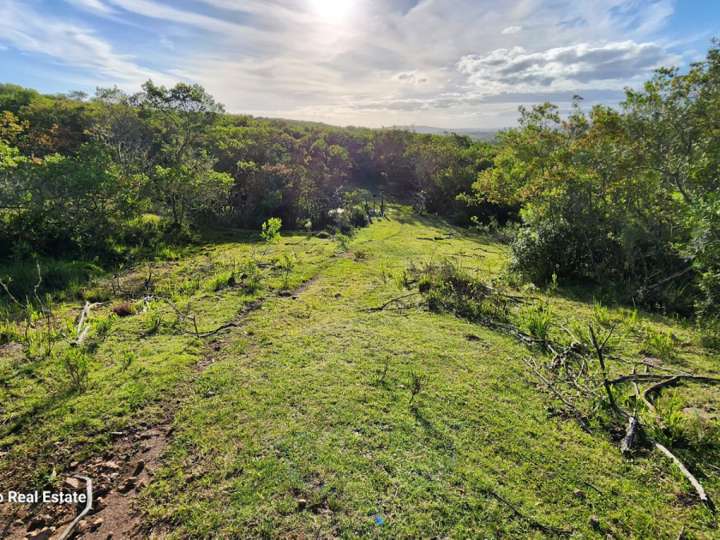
xmin=391 ymin=125 xmax=502 ymax=141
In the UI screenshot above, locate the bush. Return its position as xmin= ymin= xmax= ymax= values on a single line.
xmin=520 ymin=301 xmax=554 ymax=342
xmin=60 ymin=348 xmax=90 ymax=391
xmin=405 ymin=260 xmax=510 ymax=323
xmin=349 ymin=206 xmax=369 ymax=228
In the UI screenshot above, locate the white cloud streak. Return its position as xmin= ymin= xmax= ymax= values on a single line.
xmin=0 ymin=0 xmax=693 ymax=128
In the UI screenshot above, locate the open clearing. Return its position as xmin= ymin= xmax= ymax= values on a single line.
xmin=1 ymin=206 xmax=718 ymax=539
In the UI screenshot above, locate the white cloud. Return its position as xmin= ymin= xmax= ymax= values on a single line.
xmin=393 ymin=71 xmax=429 ymax=85
xmin=457 ymin=40 xmax=674 ymax=93
xmin=0 ymin=0 xmax=172 ymax=87
xmin=65 ymin=0 xmax=115 ymax=15
xmin=0 ymin=0 xmax=691 ymax=128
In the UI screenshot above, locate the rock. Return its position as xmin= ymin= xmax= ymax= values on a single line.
xmin=27 ymin=527 xmax=51 ymax=540
xmin=278 ymin=290 xmax=293 ymax=297
xmin=297 ymin=498 xmax=308 ymax=510
xmin=93 ymin=497 xmax=106 ymax=512
xmin=27 ymin=515 xmax=47 ymax=531
xmin=64 ymin=477 xmax=82 ymax=490
xmin=119 ymin=478 xmax=137 ymax=494
xmin=102 ymin=460 xmax=121 ymax=471
xmin=90 ymin=517 xmax=104 ymax=532
xmin=76 ymin=520 xmax=90 ymax=534
xmin=573 ymin=489 xmax=586 ymax=500
xmin=132 ymin=460 xmax=146 ymax=476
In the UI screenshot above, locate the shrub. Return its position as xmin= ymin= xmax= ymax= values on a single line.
xmin=349 ymin=206 xmax=369 ymax=228
xmin=60 ymin=348 xmax=90 ymax=391
xmin=240 ymin=260 xmax=263 ymax=293
xmin=405 ymin=260 xmax=510 ymax=323
xmin=641 ymin=328 xmax=676 ymax=361
xmin=520 ymin=301 xmax=554 ymax=342
xmin=700 ymin=319 xmax=720 ymax=351
xmin=260 ymin=218 xmax=282 ymax=245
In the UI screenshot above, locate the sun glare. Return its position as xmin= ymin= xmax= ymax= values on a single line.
xmin=309 ymin=0 xmax=354 ymax=22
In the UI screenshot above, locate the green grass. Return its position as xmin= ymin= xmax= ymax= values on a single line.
xmin=1 ymin=207 xmax=718 ymax=538
xmin=0 ymin=232 xmax=337 ymax=488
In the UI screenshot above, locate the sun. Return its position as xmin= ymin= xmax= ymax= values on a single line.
xmin=309 ymin=0 xmax=354 ymax=22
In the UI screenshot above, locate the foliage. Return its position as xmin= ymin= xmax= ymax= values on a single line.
xmin=60 ymin=348 xmax=90 ymax=392
xmin=260 ymin=217 xmax=282 ymax=245
xmin=472 ymin=43 xmax=720 ymax=319
xmin=404 ymin=259 xmax=510 ymax=323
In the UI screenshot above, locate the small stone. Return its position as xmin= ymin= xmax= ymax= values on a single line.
xmin=90 ymin=517 xmax=104 ymax=531
xmin=69 ymin=461 xmax=79 ymax=468
xmin=27 ymin=527 xmax=51 ymax=540
xmin=102 ymin=460 xmax=121 ymax=471
xmin=64 ymin=477 xmax=81 ymax=490
xmin=573 ymin=489 xmax=585 ymax=500
xmin=27 ymin=515 xmax=46 ymax=531
xmin=132 ymin=460 xmax=146 ymax=476
xmin=278 ymin=290 xmax=292 ymax=297
xmin=119 ymin=478 xmax=137 ymax=494
xmin=297 ymin=498 xmax=308 ymax=510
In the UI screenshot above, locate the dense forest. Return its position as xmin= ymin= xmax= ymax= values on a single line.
xmin=1 ymin=42 xmax=719 ymax=339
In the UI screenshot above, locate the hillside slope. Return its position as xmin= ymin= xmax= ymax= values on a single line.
xmin=1 ymin=207 xmax=718 ymax=539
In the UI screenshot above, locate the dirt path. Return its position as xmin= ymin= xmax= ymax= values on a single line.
xmin=7 ymin=276 xmax=322 ymax=540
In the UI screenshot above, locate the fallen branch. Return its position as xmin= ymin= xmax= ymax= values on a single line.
xmin=482 ymin=487 xmax=572 ymax=536
xmin=522 ymin=357 xmax=591 ymax=433
xmin=620 ymin=415 xmax=640 ymax=455
xmin=366 ymin=292 xmax=421 ymax=312
xmin=589 ymin=325 xmax=622 ymax=416
xmin=608 ymin=373 xmax=720 ymax=387
xmin=74 ymin=301 xmax=103 ymax=346
xmin=655 ymin=442 xmax=716 ymax=514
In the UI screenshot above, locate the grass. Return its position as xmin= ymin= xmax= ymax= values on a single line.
xmin=1 ymin=206 xmax=718 ymax=538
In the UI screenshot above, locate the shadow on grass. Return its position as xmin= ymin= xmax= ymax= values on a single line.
xmin=0 ymin=386 xmax=78 ymax=444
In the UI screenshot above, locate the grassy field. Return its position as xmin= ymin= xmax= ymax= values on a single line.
xmin=1 ymin=207 xmax=718 ymax=538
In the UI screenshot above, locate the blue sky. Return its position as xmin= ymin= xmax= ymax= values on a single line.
xmin=0 ymin=0 xmax=718 ymax=128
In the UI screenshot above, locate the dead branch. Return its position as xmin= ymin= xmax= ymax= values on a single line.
xmin=655 ymin=442 xmax=716 ymax=514
xmin=620 ymin=416 xmax=640 ymax=455
xmin=522 ymin=357 xmax=591 ymax=433
xmin=366 ymin=292 xmax=421 ymax=312
xmin=74 ymin=301 xmax=103 ymax=346
xmin=608 ymin=373 xmax=720 ymax=387
xmin=589 ymin=325 xmax=621 ymax=416
xmin=482 ymin=487 xmax=572 ymax=536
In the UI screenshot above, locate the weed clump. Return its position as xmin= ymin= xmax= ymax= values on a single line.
xmin=60 ymin=348 xmax=90 ymax=392
xmin=403 ymin=259 xmax=510 ymax=323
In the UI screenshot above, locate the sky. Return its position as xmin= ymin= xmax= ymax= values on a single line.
xmin=0 ymin=0 xmax=718 ymax=128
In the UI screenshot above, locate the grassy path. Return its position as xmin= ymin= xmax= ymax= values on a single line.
xmin=139 ymin=209 xmax=717 ymax=538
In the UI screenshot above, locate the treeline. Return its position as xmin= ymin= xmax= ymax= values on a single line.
xmin=1 ymin=41 xmax=719 ymax=329
xmin=472 ymin=42 xmax=720 ymax=327
xmin=0 ymin=81 xmax=495 ymax=262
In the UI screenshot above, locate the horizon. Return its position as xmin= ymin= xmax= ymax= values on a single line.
xmin=1 ymin=0 xmax=719 ymax=128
